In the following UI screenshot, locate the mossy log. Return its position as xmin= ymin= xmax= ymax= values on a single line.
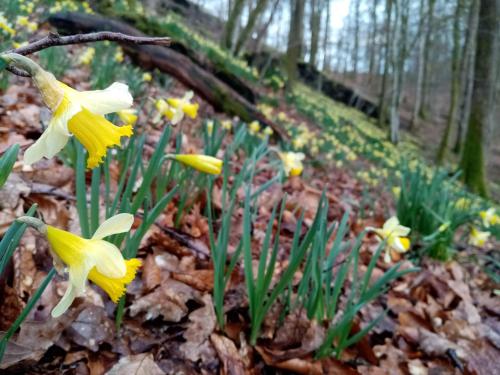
xmin=48 ymin=12 xmax=287 ymax=139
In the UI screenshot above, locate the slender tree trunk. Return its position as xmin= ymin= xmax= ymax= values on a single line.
xmin=389 ymin=0 xmax=408 ymax=143
xmin=321 ymin=0 xmax=331 ymax=71
xmin=233 ymin=0 xmax=270 ymax=55
xmin=459 ymin=0 xmax=498 ymax=197
xmin=254 ymin=0 xmax=281 ymax=53
xmin=352 ymin=0 xmax=361 ymax=78
xmin=377 ymin=0 xmax=393 ymax=127
xmin=222 ymin=0 xmax=246 ymax=50
xmin=309 ymin=0 xmax=322 ymax=67
xmin=437 ymin=0 xmax=463 ymax=163
xmin=286 ymin=0 xmax=306 ymax=90
xmin=368 ymin=0 xmax=379 ymax=82
xmin=409 ymin=0 xmax=427 ymax=130
xmin=419 ymin=0 xmax=436 ymax=119
xmin=454 ymin=0 xmax=479 ymax=154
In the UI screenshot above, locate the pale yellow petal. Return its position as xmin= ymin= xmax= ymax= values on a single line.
xmin=23 ymin=117 xmax=70 ymax=165
xmin=67 ymin=82 xmax=133 ymax=115
xmin=51 ymin=283 xmax=76 ymax=318
xmin=88 ymin=240 xmax=127 ymax=278
xmin=92 ymin=213 xmax=134 ymax=240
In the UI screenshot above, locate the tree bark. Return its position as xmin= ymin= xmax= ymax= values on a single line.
xmin=459 ymin=0 xmax=498 ymax=197
xmin=233 ymin=0 xmax=270 ymax=55
xmin=352 ymin=0 xmax=361 ymax=77
xmin=419 ymin=0 xmax=436 ymax=119
xmin=409 ymin=0 xmax=427 ymax=130
xmin=377 ymin=0 xmax=393 ymax=127
xmin=367 ymin=0 xmax=379 ymax=82
xmin=285 ymin=0 xmax=306 ymax=90
xmin=222 ymin=0 xmax=246 ymax=50
xmin=453 ymin=0 xmax=479 ymax=154
xmin=437 ymin=0 xmax=463 ymax=163
xmin=309 ymin=0 xmax=322 ymax=67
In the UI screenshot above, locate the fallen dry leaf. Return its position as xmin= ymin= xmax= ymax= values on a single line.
xmin=106 ymin=353 xmax=164 ymax=375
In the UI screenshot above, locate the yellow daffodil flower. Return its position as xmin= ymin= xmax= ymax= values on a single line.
xmin=249 ymin=121 xmax=260 ymax=135
xmin=79 ymin=47 xmax=95 ymax=65
xmin=117 ymin=109 xmax=138 ymax=126
xmin=155 ymin=92 xmax=198 ymax=125
xmin=167 ymin=91 xmax=199 ymax=121
xmin=479 ymin=208 xmax=499 ymax=228
xmin=0 ymin=13 xmax=15 ymax=36
xmin=455 ymin=197 xmax=471 ymax=210
xmin=392 ymin=186 xmax=401 ymax=199
xmin=468 ymin=227 xmax=490 ymax=247
xmin=17 ymin=214 xmax=141 ymax=317
xmin=114 ymin=49 xmax=124 ymax=63
xmin=221 ymin=120 xmax=232 ymax=131
xmin=369 ymin=217 xmax=411 ymax=263
xmin=142 ymin=72 xmax=152 ymax=82
xmin=206 ymin=120 xmax=214 ymax=135
xmin=172 ymin=154 xmax=223 ymax=175
xmin=2 ymin=53 xmax=133 ymax=169
xmin=279 ymin=151 xmax=305 ymax=177
xmin=263 ymin=127 xmax=273 ymax=136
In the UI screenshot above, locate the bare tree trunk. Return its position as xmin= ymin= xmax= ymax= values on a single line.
xmin=437 ymin=0 xmax=463 ymax=163
xmin=352 ymin=0 xmax=361 ymax=78
xmin=368 ymin=0 xmax=379 ymax=83
xmin=454 ymin=0 xmax=479 ymax=154
xmin=459 ymin=0 xmax=498 ymax=197
xmin=254 ymin=0 xmax=281 ymax=53
xmin=286 ymin=0 xmax=306 ymax=90
xmin=389 ymin=0 xmax=409 ymax=143
xmin=419 ymin=0 xmax=436 ymax=119
xmin=377 ymin=0 xmax=393 ymax=127
xmin=233 ymin=0 xmax=270 ymax=55
xmin=309 ymin=0 xmax=322 ymax=67
xmin=222 ymin=0 xmax=246 ymax=50
xmin=409 ymin=0 xmax=427 ymax=130
xmin=321 ymin=0 xmax=331 ymax=70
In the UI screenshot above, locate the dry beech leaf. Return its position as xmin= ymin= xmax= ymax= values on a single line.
xmin=179 ymin=294 xmax=216 ymax=362
xmin=106 ymin=353 xmax=164 ymax=375
xmin=129 ymin=279 xmax=200 ymax=322
xmin=66 ymin=306 xmax=115 ymax=351
xmin=210 ymin=333 xmax=246 ymax=375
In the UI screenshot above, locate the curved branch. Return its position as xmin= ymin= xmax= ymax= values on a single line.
xmin=3 ymin=31 xmax=171 ymax=77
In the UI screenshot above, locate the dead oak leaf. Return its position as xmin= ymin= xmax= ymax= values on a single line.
xmin=106 ymin=353 xmax=164 ymax=375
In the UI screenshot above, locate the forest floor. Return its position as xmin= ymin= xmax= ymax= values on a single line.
xmin=0 ymin=3 xmax=499 ymax=375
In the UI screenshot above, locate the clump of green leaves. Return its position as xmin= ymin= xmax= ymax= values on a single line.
xmin=395 ymin=162 xmax=475 ymax=261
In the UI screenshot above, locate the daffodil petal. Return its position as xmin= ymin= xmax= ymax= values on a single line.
xmin=23 ymin=117 xmax=70 ymax=165
xmin=92 ymin=213 xmax=134 ymax=240
xmin=51 ymin=283 xmax=76 ymax=317
xmin=383 ymin=217 xmax=400 ymax=231
xmin=89 ymin=240 xmax=126 ymax=278
xmin=66 ymin=82 xmax=133 ymax=115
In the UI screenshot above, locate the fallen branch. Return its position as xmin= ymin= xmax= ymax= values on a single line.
xmin=4 ymin=31 xmax=170 ymax=77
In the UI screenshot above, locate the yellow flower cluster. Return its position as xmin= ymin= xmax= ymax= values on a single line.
xmin=0 ymin=13 xmax=16 ymax=36
xmin=154 ymin=91 xmax=199 ymax=125
xmin=79 ymin=47 xmax=95 ymax=65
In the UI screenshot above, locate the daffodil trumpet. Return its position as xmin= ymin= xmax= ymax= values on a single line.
xmin=167 ymin=154 xmax=223 ymax=175
xmin=2 ymin=53 xmax=134 ymax=169
xmin=17 ymin=213 xmax=141 ymax=317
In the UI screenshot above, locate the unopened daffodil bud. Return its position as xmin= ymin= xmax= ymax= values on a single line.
xmin=171 ymin=154 xmax=223 ymax=175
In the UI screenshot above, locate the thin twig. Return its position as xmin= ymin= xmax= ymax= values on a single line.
xmin=4 ymin=31 xmax=171 ymax=77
